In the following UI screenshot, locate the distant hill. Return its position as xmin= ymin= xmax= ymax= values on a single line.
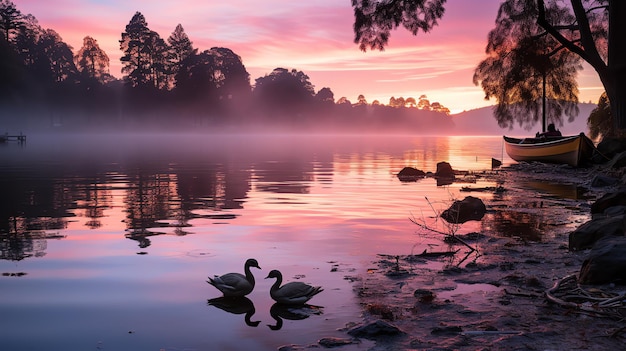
xmin=450 ymin=103 xmax=597 ymax=136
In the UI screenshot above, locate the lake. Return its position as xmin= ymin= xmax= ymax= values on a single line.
xmin=0 ymin=133 xmax=515 ymax=351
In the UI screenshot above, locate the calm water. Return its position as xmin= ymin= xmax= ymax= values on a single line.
xmin=0 ymin=134 xmax=513 ymax=351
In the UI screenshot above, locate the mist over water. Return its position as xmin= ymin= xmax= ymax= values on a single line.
xmin=0 ymin=133 xmax=511 ymax=350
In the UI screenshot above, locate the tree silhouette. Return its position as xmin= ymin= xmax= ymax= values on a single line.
xmin=473 ymin=0 xmax=581 ymax=130
xmin=167 ymin=24 xmax=194 ymax=89
xmin=120 ymin=12 xmax=165 ymax=89
xmin=315 ymin=87 xmax=334 ymax=104
xmin=74 ymin=36 xmax=111 ymax=84
xmin=0 ymin=0 xmax=24 ymax=43
xmin=352 ymin=0 xmax=626 ymax=132
xmin=352 ymin=0 xmax=446 ymax=51
xmin=587 ymin=92 xmax=611 ymax=139
xmin=253 ymin=68 xmax=315 ymax=117
xmin=208 ymin=47 xmax=250 ymax=100
xmin=174 ymin=49 xmax=219 ymax=103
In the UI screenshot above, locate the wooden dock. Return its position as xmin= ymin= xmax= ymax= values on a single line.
xmin=0 ymin=133 xmax=27 ymax=143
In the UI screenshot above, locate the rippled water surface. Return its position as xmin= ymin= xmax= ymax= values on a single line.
xmin=0 ymin=134 xmax=512 ymax=351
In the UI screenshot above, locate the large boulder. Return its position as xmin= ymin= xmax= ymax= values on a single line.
xmin=607 ymin=151 xmax=626 ymax=169
xmin=590 ymin=189 xmax=626 ymax=215
xmin=579 ymin=236 xmax=626 ymax=284
xmin=440 ymin=196 xmax=486 ymax=224
xmin=435 ymin=161 xmax=455 ymax=179
xmin=397 ymin=167 xmax=426 ymax=182
xmin=569 ymin=215 xmax=625 ymax=250
xmin=596 ymin=137 xmax=626 ymax=161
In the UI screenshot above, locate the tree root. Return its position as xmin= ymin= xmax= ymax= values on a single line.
xmin=545 ymin=274 xmax=626 ymax=320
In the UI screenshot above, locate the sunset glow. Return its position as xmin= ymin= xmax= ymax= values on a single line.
xmin=15 ymin=0 xmax=605 ymax=113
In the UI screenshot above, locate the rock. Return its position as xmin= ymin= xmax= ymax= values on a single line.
xmin=590 ymin=174 xmax=619 ymax=187
xmin=607 ymin=151 xmax=626 ymax=169
xmin=435 ymin=161 xmax=455 ymax=179
xmin=440 ymin=196 xmax=486 ymax=224
xmin=590 ymin=189 xmax=626 ymax=215
xmin=318 ymin=337 xmax=356 ymax=348
xmin=430 ymin=326 xmax=463 ymax=335
xmin=347 ymin=320 xmax=405 ymax=339
xmin=397 ymin=167 xmax=426 ymax=182
xmin=603 ymin=205 xmax=626 ymax=217
xmin=596 ymin=137 xmax=626 ymax=161
xmin=579 ymin=236 xmax=626 ymax=284
xmin=568 ymin=215 xmax=625 ymax=250
xmin=414 ymin=288 xmax=435 ymax=303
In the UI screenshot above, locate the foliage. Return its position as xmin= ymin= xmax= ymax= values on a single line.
xmin=167 ymin=24 xmax=193 ymax=89
xmin=0 ymin=1 xmax=457 ymax=133
xmin=120 ymin=12 xmax=169 ymax=90
xmin=351 ymin=0 xmax=626 ymax=134
xmin=74 ymin=36 xmax=111 ymax=84
xmin=473 ymin=0 xmax=581 ymax=131
xmin=208 ymin=47 xmax=250 ymax=100
xmin=587 ymin=92 xmax=613 ymax=139
xmin=0 ymin=0 xmax=23 ymax=43
xmin=253 ymin=68 xmax=315 ymax=117
xmin=352 ymin=0 xmax=446 ymax=51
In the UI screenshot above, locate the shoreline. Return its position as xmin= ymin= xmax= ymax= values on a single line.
xmin=345 ymin=162 xmax=626 ymax=350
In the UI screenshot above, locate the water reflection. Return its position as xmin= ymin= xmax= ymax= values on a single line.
xmin=518 ymin=180 xmax=589 ymax=200
xmin=268 ymin=303 xmax=323 ymax=331
xmin=208 ymin=297 xmax=260 ymax=327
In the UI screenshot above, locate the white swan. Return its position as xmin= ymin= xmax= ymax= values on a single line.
xmin=265 ymin=269 xmax=323 ymax=305
xmin=208 ymin=258 xmax=261 ymax=297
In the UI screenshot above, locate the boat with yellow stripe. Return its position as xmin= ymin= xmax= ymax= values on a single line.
xmin=503 ymin=133 xmax=594 ymax=167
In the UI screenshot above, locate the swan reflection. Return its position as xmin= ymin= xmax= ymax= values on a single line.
xmin=267 ymin=303 xmax=323 ymax=331
xmin=207 ymin=296 xmax=260 ymax=327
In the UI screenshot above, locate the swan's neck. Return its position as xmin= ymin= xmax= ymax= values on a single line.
xmin=244 ymin=263 xmax=255 ymax=285
xmin=270 ymin=275 xmax=282 ymax=293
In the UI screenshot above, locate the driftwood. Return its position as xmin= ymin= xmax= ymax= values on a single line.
xmin=545 ymin=274 xmax=626 ymax=319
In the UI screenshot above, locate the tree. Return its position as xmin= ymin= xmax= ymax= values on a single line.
xmin=587 ymin=92 xmax=612 ymax=139
xmin=208 ymin=47 xmax=250 ymax=100
xmin=352 ymin=0 xmax=446 ymax=51
xmin=253 ymin=68 xmax=315 ymax=116
xmin=430 ymin=102 xmax=450 ymax=115
xmin=74 ymin=36 xmax=111 ymax=84
xmin=0 ymin=0 xmax=23 ymax=43
xmin=473 ymin=0 xmax=581 ymax=130
xmin=315 ymin=87 xmax=334 ymax=103
xmin=356 ymin=94 xmax=368 ymax=105
xmin=167 ymin=24 xmax=193 ymax=88
xmin=417 ymin=95 xmax=430 ymax=110
xmin=34 ymin=29 xmax=78 ymax=83
xmin=405 ymin=97 xmax=417 ymax=107
xmin=120 ymin=12 xmax=168 ymax=90
xmin=174 ymin=49 xmax=219 ymax=102
xmin=352 ymin=0 xmax=626 ymax=132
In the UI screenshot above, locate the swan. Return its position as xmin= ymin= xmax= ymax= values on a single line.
xmin=265 ymin=269 xmax=323 ymax=305
xmin=207 ymin=258 xmax=261 ymax=297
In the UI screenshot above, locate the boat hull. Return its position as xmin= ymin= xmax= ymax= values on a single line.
xmin=503 ymin=134 xmax=593 ymax=167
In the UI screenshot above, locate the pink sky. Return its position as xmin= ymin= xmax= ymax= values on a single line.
xmin=16 ymin=0 xmax=604 ymax=113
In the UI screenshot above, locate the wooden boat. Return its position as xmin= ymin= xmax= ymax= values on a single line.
xmin=503 ymin=133 xmax=594 ymax=167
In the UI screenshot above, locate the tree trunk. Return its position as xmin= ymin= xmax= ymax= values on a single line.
xmin=608 ymin=0 xmax=626 ymax=130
